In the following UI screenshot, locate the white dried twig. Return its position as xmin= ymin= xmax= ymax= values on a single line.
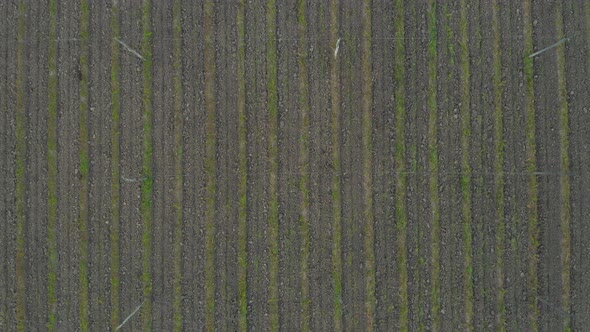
xmin=115 ymin=38 xmax=146 ymax=61
xmin=116 ymin=300 xmax=145 ymax=330
xmin=334 ymin=38 xmax=341 ymax=59
xmin=536 ymin=296 xmax=568 ymax=317
xmin=528 ymin=37 xmax=568 ymax=58
xmin=121 ymin=176 xmax=147 ymax=183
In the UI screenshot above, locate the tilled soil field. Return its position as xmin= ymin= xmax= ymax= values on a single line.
xmin=1 ymin=0 xmax=589 ymax=331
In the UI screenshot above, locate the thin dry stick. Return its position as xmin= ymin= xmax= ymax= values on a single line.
xmin=334 ymin=38 xmax=341 ymax=58
xmin=529 ymin=37 xmax=568 ymax=58
xmin=115 ymin=38 xmax=146 ymax=61
xmin=116 ymin=300 xmax=145 ymax=330
xmin=121 ymin=176 xmax=147 ymax=183
xmin=536 ymin=296 xmax=568 ymax=318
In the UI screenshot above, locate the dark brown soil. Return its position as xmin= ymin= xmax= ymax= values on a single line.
xmin=500 ymin=1 xmax=529 ymax=330
xmin=22 ymin=0 xmax=50 ymax=329
xmin=404 ymin=1 xmax=431 ymax=330
xmin=371 ymin=1 xmax=398 ymax=329
xmin=563 ymin=2 xmax=590 ymax=330
xmin=55 ymin=1 xmax=82 ymax=330
xmin=0 ymin=0 xmax=18 ymax=329
xmin=180 ymin=0 xmax=207 ymax=329
xmin=306 ymin=2 xmax=334 ymax=330
xmin=2 ymin=0 xmax=590 ymax=330
xmin=276 ymin=2 xmax=301 ymax=330
xmin=244 ymin=1 xmax=271 ymax=331
xmin=117 ymin=0 xmax=145 ymax=330
xmin=339 ymin=2 xmax=367 ymax=330
xmin=87 ymin=1 xmax=113 ymax=330
xmin=182 ymin=2 xmax=205 ymax=326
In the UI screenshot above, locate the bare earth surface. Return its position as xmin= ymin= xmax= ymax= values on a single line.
xmin=1 ymin=1 xmax=589 ymax=331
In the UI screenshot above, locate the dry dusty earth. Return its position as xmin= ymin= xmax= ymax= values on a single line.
xmin=1 ymin=0 xmax=590 ymax=331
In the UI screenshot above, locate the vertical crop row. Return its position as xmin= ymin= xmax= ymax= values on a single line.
xmin=555 ymin=4 xmax=571 ymax=331
xmin=46 ymin=0 xmax=58 ymax=329
xmin=329 ymin=1 xmax=343 ymax=330
xmin=109 ymin=0 xmax=121 ymax=328
xmin=15 ymin=1 xmax=27 ymax=330
xmin=172 ymin=0 xmax=184 ymax=329
xmin=203 ymin=0 xmax=216 ymax=330
xmin=297 ymin=0 xmax=311 ymax=330
xmin=266 ymin=0 xmax=279 ymax=329
xmin=458 ymin=0 xmax=473 ymax=329
xmin=360 ymin=0 xmax=375 ymax=329
xmin=522 ymin=1 xmax=539 ymax=329
xmin=140 ymin=0 xmax=154 ymax=328
xmin=491 ymin=0 xmax=506 ymax=329
xmin=236 ymin=0 xmax=248 ymax=330
xmin=405 ymin=2 xmax=424 ymax=328
xmin=426 ymin=1 xmax=440 ymax=330
xmin=393 ymin=0 xmax=408 ymax=329
xmin=78 ymin=0 xmax=90 ymax=329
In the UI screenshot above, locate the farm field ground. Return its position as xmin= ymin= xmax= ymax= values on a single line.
xmin=1 ymin=0 xmax=589 ymax=331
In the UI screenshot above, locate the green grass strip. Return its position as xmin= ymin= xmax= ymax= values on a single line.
xmin=588 ymin=1 xmax=590 ymax=67
xmin=443 ymin=5 xmax=454 ymax=73
xmin=427 ymin=0 xmax=441 ymax=325
xmin=360 ymin=1 xmax=375 ymax=330
xmin=405 ymin=3 xmax=424 ymax=330
xmin=458 ymin=0 xmax=473 ymax=329
xmin=426 ymin=1 xmax=440 ymax=330
xmin=172 ymin=0 xmax=183 ymax=330
xmin=78 ymin=0 xmax=90 ymax=330
xmin=236 ymin=1 xmax=248 ymax=330
xmin=46 ymin=0 xmax=58 ymax=329
xmin=15 ymin=1 xmax=27 ymax=331
xmin=203 ymin=1 xmax=216 ymax=330
xmin=329 ymin=1 xmax=343 ymax=330
xmin=393 ymin=0 xmax=408 ymax=330
xmin=439 ymin=7 xmax=457 ymax=325
xmin=342 ymin=26 xmax=357 ymax=329
xmin=468 ymin=5 xmax=486 ymax=330
xmin=140 ymin=0 xmax=154 ymax=329
xmin=109 ymin=0 xmax=121 ymax=329
xmin=491 ymin=1 xmax=506 ymax=330
xmin=554 ymin=5 xmax=571 ymax=331
xmin=266 ymin=0 xmax=279 ymax=329
xmin=522 ymin=1 xmax=539 ymax=330
xmin=297 ymin=0 xmax=311 ymax=330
